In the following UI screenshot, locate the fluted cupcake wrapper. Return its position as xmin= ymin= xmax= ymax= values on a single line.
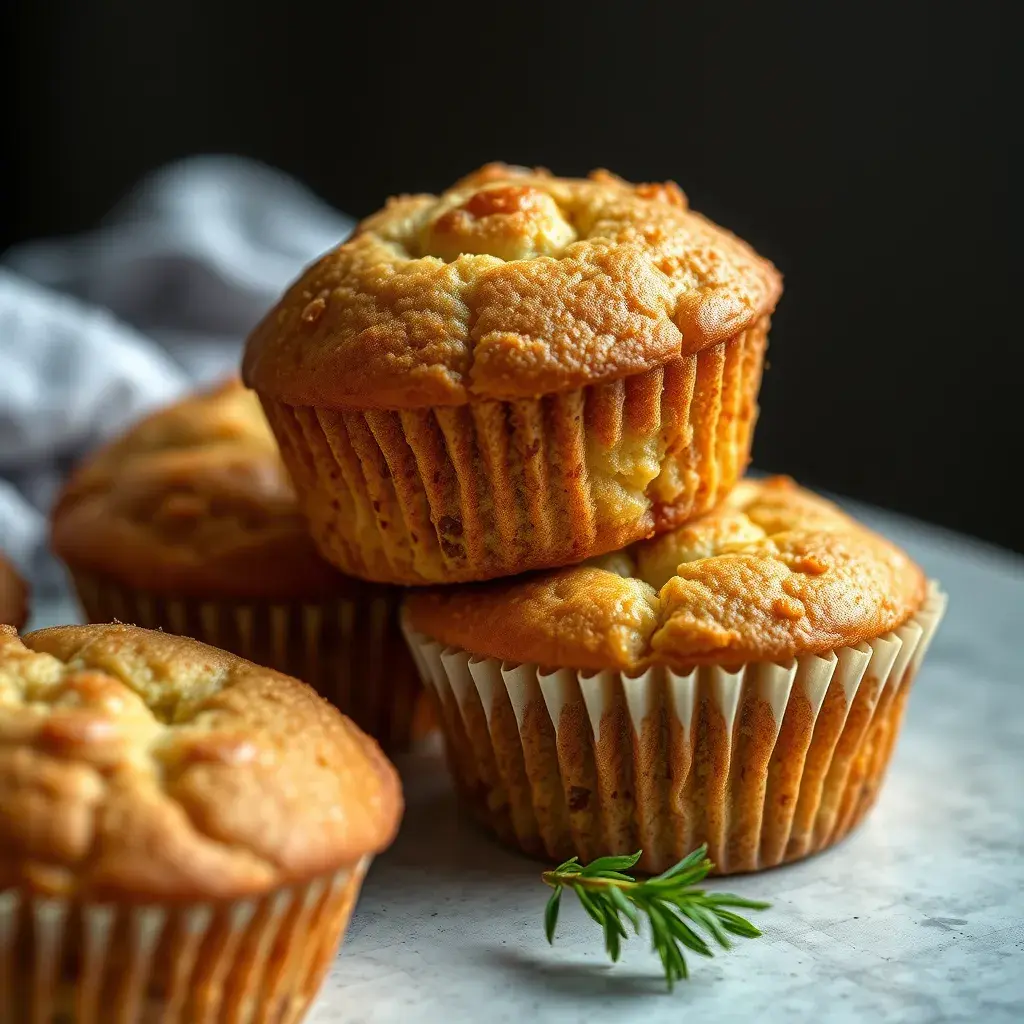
xmin=69 ymin=572 xmax=430 ymax=752
xmin=262 ymin=320 xmax=768 ymax=585
xmin=403 ymin=583 xmax=947 ymax=875
xmin=0 ymin=860 xmax=367 ymax=1024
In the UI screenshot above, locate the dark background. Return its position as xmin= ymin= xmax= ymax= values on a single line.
xmin=3 ymin=1 xmax=1016 ymax=550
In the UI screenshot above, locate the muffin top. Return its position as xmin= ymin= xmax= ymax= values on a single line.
xmin=243 ymin=163 xmax=782 ymax=410
xmin=405 ymin=477 xmax=926 ymax=670
xmin=0 ymin=623 xmax=403 ymax=901
xmin=0 ymin=553 xmax=28 ymax=630
xmin=51 ymin=379 xmax=356 ymax=601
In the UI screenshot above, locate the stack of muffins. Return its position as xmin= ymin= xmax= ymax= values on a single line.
xmin=239 ymin=162 xmax=945 ymax=873
xmin=3 ymin=162 xmax=946 ymax=1022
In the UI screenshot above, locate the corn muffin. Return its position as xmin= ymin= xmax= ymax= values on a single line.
xmin=404 ymin=477 xmax=946 ymax=874
xmin=50 ymin=379 xmax=431 ymax=750
xmin=0 ymin=623 xmax=402 ymax=1022
xmin=244 ymin=163 xmax=782 ymax=585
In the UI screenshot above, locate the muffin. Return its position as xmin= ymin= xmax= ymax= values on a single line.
xmin=0 ymin=553 xmax=28 ymax=629
xmin=0 ymin=623 xmax=402 ymax=1023
xmin=403 ymin=477 xmax=946 ymax=875
xmin=50 ymin=379 xmax=429 ymax=750
xmin=243 ymin=163 xmax=782 ymax=585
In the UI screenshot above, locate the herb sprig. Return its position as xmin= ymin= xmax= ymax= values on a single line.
xmin=542 ymin=845 xmax=769 ymax=989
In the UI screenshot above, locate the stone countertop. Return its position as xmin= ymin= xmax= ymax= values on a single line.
xmin=27 ymin=501 xmax=1024 ymax=1023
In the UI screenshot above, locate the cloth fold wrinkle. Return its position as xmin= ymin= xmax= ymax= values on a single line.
xmin=0 ymin=155 xmax=355 ymax=598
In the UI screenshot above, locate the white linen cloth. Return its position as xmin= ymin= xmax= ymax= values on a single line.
xmin=0 ymin=155 xmax=354 ymax=596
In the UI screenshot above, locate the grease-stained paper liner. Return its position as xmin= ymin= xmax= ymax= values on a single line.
xmin=70 ymin=572 xmax=431 ymax=752
xmin=404 ymin=583 xmax=946 ymax=875
xmin=0 ymin=860 xmax=367 ymax=1024
xmin=261 ymin=320 xmax=768 ymax=585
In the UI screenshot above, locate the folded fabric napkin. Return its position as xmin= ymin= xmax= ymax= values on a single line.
xmin=0 ymin=155 xmax=354 ymax=598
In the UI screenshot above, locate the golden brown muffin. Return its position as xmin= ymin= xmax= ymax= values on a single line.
xmin=0 ymin=623 xmax=402 ymax=1023
xmin=51 ymin=379 xmax=430 ymax=750
xmin=0 ymin=552 xmax=28 ymax=629
xmin=244 ymin=164 xmax=782 ymax=585
xmin=404 ymin=477 xmax=946 ymax=874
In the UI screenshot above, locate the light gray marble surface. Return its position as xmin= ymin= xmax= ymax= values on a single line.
xmin=27 ymin=502 xmax=1024 ymax=1024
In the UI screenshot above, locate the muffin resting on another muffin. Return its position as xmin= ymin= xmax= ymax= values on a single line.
xmin=0 ymin=623 xmax=402 ymax=1023
xmin=244 ymin=163 xmax=782 ymax=585
xmin=404 ymin=477 xmax=946 ymax=874
xmin=50 ymin=378 xmax=431 ymax=750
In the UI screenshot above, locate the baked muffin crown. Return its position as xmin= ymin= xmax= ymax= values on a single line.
xmin=405 ymin=477 xmax=927 ymax=669
xmin=243 ymin=164 xmax=782 ymax=410
xmin=50 ymin=379 xmax=350 ymax=600
xmin=0 ymin=623 xmax=402 ymax=901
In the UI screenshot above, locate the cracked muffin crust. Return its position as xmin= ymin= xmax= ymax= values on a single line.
xmin=243 ymin=164 xmax=782 ymax=585
xmin=405 ymin=476 xmax=927 ymax=669
xmin=244 ymin=164 xmax=781 ymax=410
xmin=0 ymin=553 xmax=27 ymax=630
xmin=0 ymin=623 xmax=402 ymax=901
xmin=50 ymin=380 xmax=431 ymax=751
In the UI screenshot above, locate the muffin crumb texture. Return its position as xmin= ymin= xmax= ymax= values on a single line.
xmin=243 ymin=163 xmax=781 ymax=410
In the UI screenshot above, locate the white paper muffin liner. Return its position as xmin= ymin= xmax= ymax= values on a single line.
xmin=403 ymin=583 xmax=946 ymax=875
xmin=0 ymin=860 xmax=368 ymax=1024
xmin=70 ymin=572 xmax=432 ymax=752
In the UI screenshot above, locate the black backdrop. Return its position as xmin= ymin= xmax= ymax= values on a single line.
xmin=4 ymin=0 xmax=1017 ymax=550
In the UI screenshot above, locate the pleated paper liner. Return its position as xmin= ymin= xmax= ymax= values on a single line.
xmin=404 ymin=583 xmax=947 ymax=875
xmin=69 ymin=572 xmax=433 ymax=752
xmin=261 ymin=319 xmax=768 ymax=585
xmin=0 ymin=860 xmax=367 ymax=1024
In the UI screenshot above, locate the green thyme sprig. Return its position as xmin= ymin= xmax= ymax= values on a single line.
xmin=542 ymin=845 xmax=769 ymax=990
